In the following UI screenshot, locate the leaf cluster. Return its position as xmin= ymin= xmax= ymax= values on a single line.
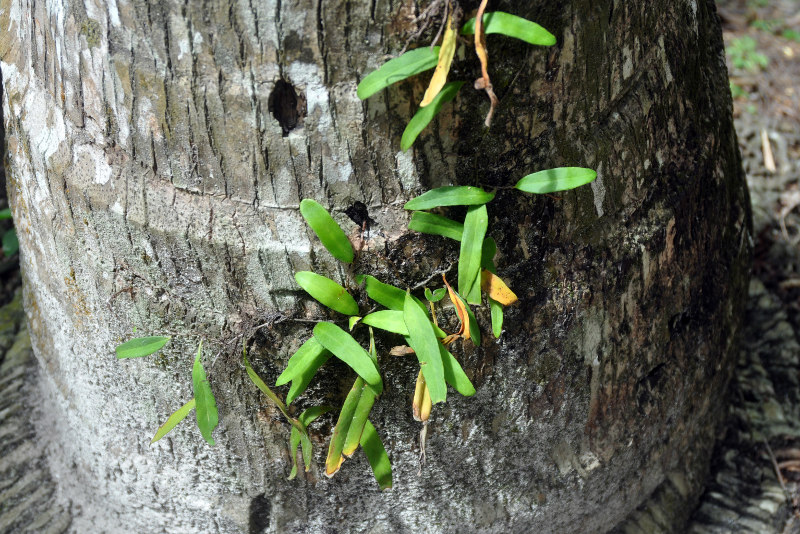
xmin=113 ymin=9 xmax=599 ymax=491
xmin=357 ymin=12 xmax=557 ymax=150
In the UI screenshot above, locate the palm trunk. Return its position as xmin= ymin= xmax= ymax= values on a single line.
xmin=2 ymin=0 xmax=750 ymax=532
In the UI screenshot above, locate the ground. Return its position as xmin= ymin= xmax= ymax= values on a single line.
xmin=1 ymin=1 xmax=800 ymax=530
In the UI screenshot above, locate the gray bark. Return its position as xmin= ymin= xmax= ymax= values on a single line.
xmin=1 ymin=0 xmax=750 ymax=532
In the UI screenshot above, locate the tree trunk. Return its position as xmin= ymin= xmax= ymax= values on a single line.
xmin=1 ymin=0 xmax=750 ymax=532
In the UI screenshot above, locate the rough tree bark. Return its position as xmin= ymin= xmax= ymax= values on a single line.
xmin=1 ymin=0 xmax=750 ymax=532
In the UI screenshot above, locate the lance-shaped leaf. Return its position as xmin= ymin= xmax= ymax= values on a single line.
xmin=289 ymin=405 xmax=333 ymax=479
xmin=244 ymin=348 xmax=293 ymax=421
xmin=342 ymin=381 xmax=377 ymax=457
xmin=356 ymin=274 xmax=406 ymax=310
xmin=300 ymin=199 xmax=354 ymax=263
xmin=286 ymin=349 xmax=331 ymax=404
xmin=288 ymin=427 xmax=303 ymax=480
xmin=405 ymin=185 xmax=495 ymax=211
xmin=514 ymin=167 xmax=597 ymax=194
xmin=313 ymin=322 xmax=383 ymax=395
xmin=357 ymin=46 xmax=441 ymax=100
xmin=116 ymin=336 xmax=171 ymax=359
xmin=356 ymin=274 xmax=428 ymax=315
xmin=490 ymin=299 xmax=504 ymax=338
xmin=458 ymin=205 xmax=488 ymax=304
xmin=361 ymin=420 xmax=392 ymax=490
xmin=150 ymin=398 xmax=196 ymax=444
xmin=409 ymin=212 xmax=464 ymax=241
xmin=338 ymin=327 xmax=380 ymax=461
xmin=441 ymin=345 xmax=475 ymax=397
xmin=461 ymin=12 xmax=557 ymax=46
xmin=481 ymin=237 xmax=497 ymax=270
xmin=403 ymin=292 xmax=447 ymax=404
xmin=325 ymin=378 xmax=368 ymax=476
xmin=295 ymin=271 xmax=359 ymax=316
xmin=481 ymin=270 xmax=518 ymax=305
xmin=421 ymin=14 xmax=458 ymax=106
xmin=401 ymin=81 xmax=464 ymax=151
xmin=192 ymin=342 xmax=218 ymax=446
xmin=424 ymin=287 xmax=446 ymax=303
xmin=362 ymin=310 xmax=446 ymax=338
xmin=481 ymin=236 xmax=504 ymax=336
xmin=276 ymin=337 xmax=328 ymax=387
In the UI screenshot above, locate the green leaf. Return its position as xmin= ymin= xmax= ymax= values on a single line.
xmin=458 ymin=205 xmax=488 ymax=304
xmin=275 ymin=337 xmax=328 ymax=387
xmin=404 ymin=186 xmax=495 ymax=211
xmin=409 ymin=212 xmax=464 ymax=241
xmin=356 ymin=274 xmax=406 ymax=310
xmin=357 ymin=47 xmax=441 ymax=100
xmin=0 ymin=208 xmax=11 ymax=220
xmin=424 ymin=287 xmax=446 ymax=303
xmin=299 ymin=405 xmax=333 ymax=426
xmin=461 ymin=12 xmax=557 ymax=46
xmin=481 ymin=237 xmax=497 ymax=272
xmin=362 ymin=310 xmax=408 ymax=336
xmin=362 ymin=309 xmax=446 ymax=338
xmin=325 ymin=378 xmax=367 ymax=475
xmin=244 ymin=347 xmax=292 ymax=420
xmin=441 ymin=346 xmax=475 ymax=396
xmin=514 ymin=167 xmax=597 ymax=194
xmin=288 ymin=406 xmax=331 ymax=479
xmin=360 ymin=420 xmax=392 ymax=490
xmin=313 ymin=323 xmax=383 ymax=395
xmin=299 ymin=429 xmax=313 ymax=474
xmin=481 ymin=235 xmax=506 ymax=337
xmin=2 ymin=229 xmax=18 ymax=257
xmin=401 ymin=81 xmax=464 ymax=151
xmin=403 ymin=292 xmax=446 ymax=404
xmin=150 ymin=398 xmax=196 ymax=444
xmin=342 ymin=379 xmax=377 ymax=457
xmin=288 ymin=405 xmax=333 ymax=479
xmin=490 ymin=298 xmax=503 ymax=338
xmin=349 ymin=316 xmax=362 ymax=331
xmin=286 ymin=350 xmax=331 ymax=404
xmin=295 ymin=271 xmax=359 ymax=316
xmin=115 ymin=336 xmax=171 ymax=359
xmin=299 ymin=199 xmax=354 ymax=263
xmin=356 ymin=275 xmax=428 ymax=315
xmin=288 ymin=426 xmax=302 ymax=480
xmin=192 ymin=342 xmax=218 ymax=446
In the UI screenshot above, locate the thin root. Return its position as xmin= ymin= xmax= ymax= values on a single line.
xmin=418 ymin=422 xmax=429 ymax=475
xmin=473 ymin=0 xmax=497 ymax=127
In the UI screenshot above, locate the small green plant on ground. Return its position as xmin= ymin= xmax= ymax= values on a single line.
xmin=782 ymin=29 xmax=800 ymax=43
xmin=116 ymin=4 xmax=599 ymax=489
xmin=727 ymin=36 xmax=769 ymax=72
xmin=749 ymin=19 xmax=782 ymax=34
xmin=729 ymin=81 xmax=748 ymax=100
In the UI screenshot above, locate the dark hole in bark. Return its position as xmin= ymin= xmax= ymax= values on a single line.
xmin=345 ymin=201 xmax=375 ymax=230
xmin=248 ymin=493 xmax=271 ymax=534
xmin=268 ymin=79 xmax=306 ymax=137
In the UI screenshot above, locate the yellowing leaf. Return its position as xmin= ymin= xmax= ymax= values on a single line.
xmin=420 ymin=15 xmax=458 ymax=107
xmin=442 ymin=274 xmax=469 ymax=340
xmin=412 ymin=369 xmax=426 ymax=422
xmin=480 ymin=270 xmax=518 ymax=305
